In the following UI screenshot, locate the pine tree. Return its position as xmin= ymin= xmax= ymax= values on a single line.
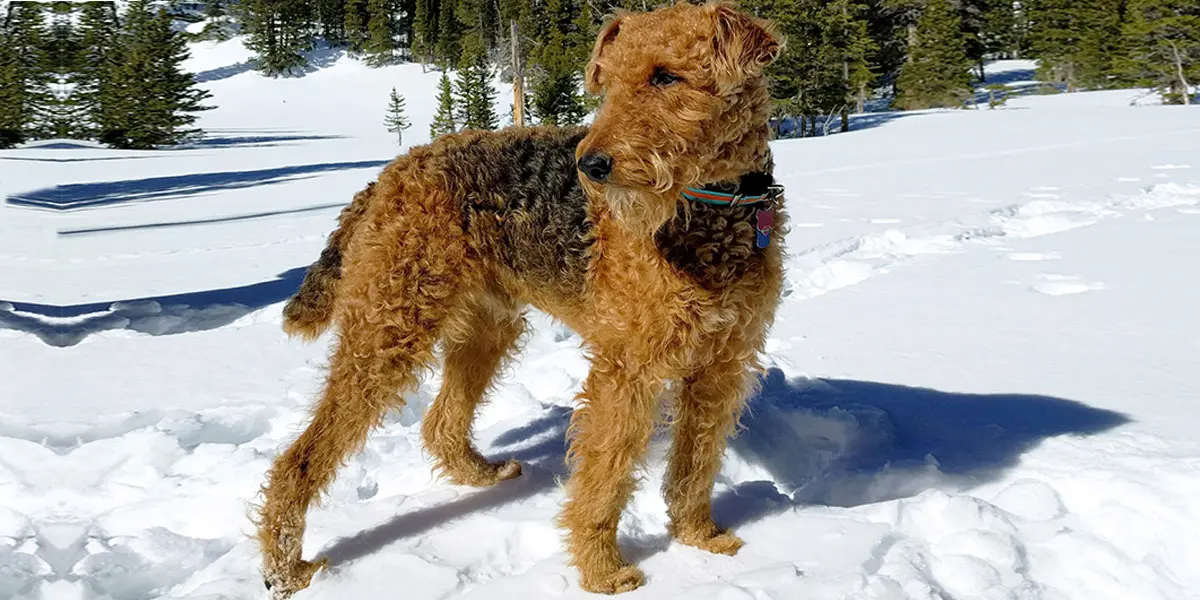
xmin=203 ymin=0 xmax=236 ymax=41
xmin=239 ymin=0 xmax=316 ymax=76
xmin=430 ymin=71 xmax=458 ymax=137
xmin=98 ymin=1 xmax=212 ymax=148
xmin=412 ymin=0 xmax=439 ymax=65
xmin=345 ymin=0 xmax=368 ymax=52
xmin=1119 ymin=0 xmax=1200 ymax=104
xmin=384 ymin=87 xmax=412 ymax=143
xmin=455 ymin=34 xmax=498 ymax=130
xmin=823 ymin=0 xmax=876 ymax=129
xmin=395 ymin=0 xmax=417 ymax=60
xmin=456 ymin=0 xmax=497 ymax=49
xmin=0 ymin=20 xmax=23 ymax=147
xmin=1027 ymin=0 xmax=1124 ymax=91
xmin=364 ymin=0 xmax=398 ymax=65
xmin=528 ymin=0 xmax=587 ymax=126
xmin=981 ymin=0 xmax=1019 ymax=62
xmin=0 ymin=2 xmax=55 ymax=144
xmin=436 ymin=0 xmax=462 ymax=67
xmin=894 ymin=0 xmax=974 ymax=109
xmin=317 ymin=0 xmax=348 ymax=45
xmin=859 ymin=0 xmax=921 ymax=96
xmin=46 ymin=2 xmax=83 ymax=139
xmin=959 ymin=0 xmax=990 ymax=80
xmin=70 ymin=1 xmax=120 ymax=139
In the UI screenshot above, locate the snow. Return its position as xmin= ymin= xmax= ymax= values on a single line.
xmin=2 ymin=42 xmax=1199 ymax=600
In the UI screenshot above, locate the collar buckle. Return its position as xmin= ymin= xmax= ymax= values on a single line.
xmin=764 ymin=184 xmax=785 ymax=203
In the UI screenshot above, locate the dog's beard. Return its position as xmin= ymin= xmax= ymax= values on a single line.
xmin=605 ymin=185 xmax=677 ymax=238
xmin=602 ymin=152 xmax=678 ymax=237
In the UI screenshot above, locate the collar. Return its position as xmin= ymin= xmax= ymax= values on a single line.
xmin=682 ymin=172 xmax=784 ymax=207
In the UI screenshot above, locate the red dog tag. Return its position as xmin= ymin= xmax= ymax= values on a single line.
xmin=755 ymin=207 xmax=774 ymax=248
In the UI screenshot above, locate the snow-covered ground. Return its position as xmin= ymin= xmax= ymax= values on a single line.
xmin=2 ymin=39 xmax=1199 ymax=600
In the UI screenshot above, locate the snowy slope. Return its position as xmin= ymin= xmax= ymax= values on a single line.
xmin=2 ymin=44 xmax=1199 ymax=600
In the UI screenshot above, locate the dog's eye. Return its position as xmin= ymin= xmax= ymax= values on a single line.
xmin=650 ymin=68 xmax=681 ymax=87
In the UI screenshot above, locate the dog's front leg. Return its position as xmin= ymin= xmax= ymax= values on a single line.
xmin=558 ymin=352 xmax=663 ymax=594
xmin=663 ymin=355 xmax=756 ymax=555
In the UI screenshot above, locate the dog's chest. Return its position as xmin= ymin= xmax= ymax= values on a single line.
xmin=654 ymin=204 xmax=770 ymax=290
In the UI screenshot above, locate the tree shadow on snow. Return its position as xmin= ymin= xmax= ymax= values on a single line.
xmin=167 ymin=131 xmax=347 ymax=150
xmin=315 ymin=368 xmax=1128 ymax=568
xmin=4 ymin=160 xmax=387 ymax=210
xmin=0 ymin=267 xmax=308 ymax=347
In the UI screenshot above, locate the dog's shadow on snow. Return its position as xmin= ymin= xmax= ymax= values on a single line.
xmin=316 ymin=368 xmax=1129 ymax=567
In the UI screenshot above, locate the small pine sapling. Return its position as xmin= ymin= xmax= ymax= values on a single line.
xmin=986 ymin=84 xmax=1009 ymax=108
xmin=384 ymin=87 xmax=411 ymax=145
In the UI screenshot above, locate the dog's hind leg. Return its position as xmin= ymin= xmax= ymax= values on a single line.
xmin=421 ymin=290 xmax=526 ymax=486
xmin=257 ymin=179 xmax=472 ymax=598
xmin=663 ymin=355 xmax=755 ymax=556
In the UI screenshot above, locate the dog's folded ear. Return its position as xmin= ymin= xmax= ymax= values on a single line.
xmin=709 ymin=2 xmax=781 ymax=80
xmin=585 ymin=16 xmax=623 ymax=95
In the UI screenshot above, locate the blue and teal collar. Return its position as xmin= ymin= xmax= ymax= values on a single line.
xmin=682 ymin=173 xmax=783 ymax=207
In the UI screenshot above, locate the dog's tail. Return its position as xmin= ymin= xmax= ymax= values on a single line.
xmin=282 ymin=182 xmax=376 ymax=341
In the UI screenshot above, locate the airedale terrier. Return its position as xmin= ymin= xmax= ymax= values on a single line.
xmin=256 ymin=2 xmax=784 ymax=596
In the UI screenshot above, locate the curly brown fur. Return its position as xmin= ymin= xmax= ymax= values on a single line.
xmin=281 ymin=181 xmax=376 ymax=340
xmin=257 ymin=2 xmax=785 ymax=596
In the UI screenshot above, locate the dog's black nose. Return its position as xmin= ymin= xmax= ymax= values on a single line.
xmin=578 ymin=152 xmax=613 ymax=183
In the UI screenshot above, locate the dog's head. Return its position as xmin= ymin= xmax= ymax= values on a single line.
xmin=576 ymin=1 xmax=780 ymax=232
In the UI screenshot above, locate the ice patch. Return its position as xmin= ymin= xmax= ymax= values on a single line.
xmin=1030 ymin=274 xmax=1106 ymax=296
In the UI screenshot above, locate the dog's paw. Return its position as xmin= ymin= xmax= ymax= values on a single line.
xmin=445 ymin=458 xmax=523 ymax=487
xmin=674 ymin=527 xmax=744 ymax=556
xmin=692 ymin=531 xmax=744 ymax=556
xmin=263 ymin=557 xmax=326 ymax=599
xmin=580 ymin=564 xmax=645 ymax=594
xmin=494 ymin=459 xmax=523 ymax=482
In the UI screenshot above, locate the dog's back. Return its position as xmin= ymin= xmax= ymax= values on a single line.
xmin=282 ymin=125 xmax=591 ymax=340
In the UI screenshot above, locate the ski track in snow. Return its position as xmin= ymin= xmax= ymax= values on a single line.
xmin=783 ymin=182 xmax=1200 ymax=302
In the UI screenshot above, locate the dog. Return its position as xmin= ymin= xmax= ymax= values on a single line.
xmin=256 ymin=2 xmax=785 ymax=596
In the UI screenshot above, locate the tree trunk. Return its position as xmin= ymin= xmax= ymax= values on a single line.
xmin=857 ymin=81 xmax=866 ymax=114
xmin=841 ymin=106 xmax=849 ymax=133
xmin=511 ymin=19 xmax=525 ymax=125
xmin=1168 ymin=40 xmax=1191 ymax=106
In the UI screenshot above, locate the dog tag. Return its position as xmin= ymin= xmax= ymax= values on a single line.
xmin=755 ymin=207 xmax=774 ymax=248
